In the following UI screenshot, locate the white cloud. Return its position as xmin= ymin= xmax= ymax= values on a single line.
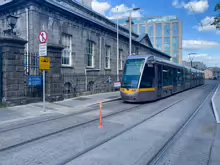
xmin=172 ymin=0 xmax=209 ymax=13
xmin=193 ymin=16 xmax=220 ymax=34
xmin=90 ymin=1 xmax=142 ymax=19
xmin=183 ymin=54 xmax=220 ymax=67
xmin=183 ymin=40 xmax=220 ymax=51
xmin=91 ymin=0 xmax=111 ymax=16
xmin=108 ymin=4 xmax=143 ymax=20
xmin=0 ymin=0 xmax=12 ymax=5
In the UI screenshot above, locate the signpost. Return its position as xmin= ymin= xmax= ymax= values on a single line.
xmin=39 ymin=43 xmax=47 ymax=57
xmin=28 ymin=76 xmax=43 ymax=86
xmin=40 ymin=57 xmax=50 ymax=70
xmin=39 ymin=30 xmax=49 ymax=112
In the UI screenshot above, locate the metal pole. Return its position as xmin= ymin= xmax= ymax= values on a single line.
xmin=116 ymin=8 xmax=119 ymax=81
xmin=129 ymin=11 xmax=132 ymax=56
xmin=42 ymin=24 xmax=46 ymax=112
xmin=43 ymin=70 xmax=46 ymax=112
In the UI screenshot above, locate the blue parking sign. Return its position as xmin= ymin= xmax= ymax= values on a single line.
xmin=28 ymin=76 xmax=42 ymax=86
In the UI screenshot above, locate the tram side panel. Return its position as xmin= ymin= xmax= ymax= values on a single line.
xmin=184 ymin=68 xmax=191 ymax=90
xmin=138 ymin=63 xmax=158 ymax=102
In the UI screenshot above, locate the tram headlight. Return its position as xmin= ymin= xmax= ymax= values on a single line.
xmin=131 ymin=89 xmax=137 ymax=93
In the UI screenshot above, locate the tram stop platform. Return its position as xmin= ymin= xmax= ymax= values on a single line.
xmin=0 ymin=91 xmax=121 ymax=125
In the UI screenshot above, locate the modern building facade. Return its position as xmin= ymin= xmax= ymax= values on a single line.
xmin=112 ymin=16 xmax=182 ymax=64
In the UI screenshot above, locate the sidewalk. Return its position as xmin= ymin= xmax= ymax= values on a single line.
xmin=210 ymin=82 xmax=220 ymax=164
xmin=212 ymin=83 xmax=220 ymax=123
xmin=0 ymin=91 xmax=120 ymax=125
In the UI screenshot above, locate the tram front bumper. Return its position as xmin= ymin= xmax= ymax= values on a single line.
xmin=120 ymin=88 xmax=158 ymax=102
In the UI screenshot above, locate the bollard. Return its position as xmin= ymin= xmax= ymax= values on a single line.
xmin=98 ymin=100 xmax=104 ymax=128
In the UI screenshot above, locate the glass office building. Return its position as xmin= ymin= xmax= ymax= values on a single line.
xmin=113 ymin=16 xmax=182 ymax=64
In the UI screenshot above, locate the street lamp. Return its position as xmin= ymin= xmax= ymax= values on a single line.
xmin=116 ymin=7 xmax=119 ymax=81
xmin=127 ymin=7 xmax=140 ymax=56
xmin=3 ymin=14 xmax=18 ymax=36
xmin=188 ymin=53 xmax=196 ymax=68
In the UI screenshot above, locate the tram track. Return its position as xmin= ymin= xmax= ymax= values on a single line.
xmin=61 ymin=98 xmax=185 ymax=165
xmin=60 ymin=84 xmax=213 ymax=165
xmin=0 ymin=100 xmax=123 ymax=134
xmin=0 ymin=83 xmax=208 ymax=134
xmin=147 ymin=84 xmax=217 ymax=165
xmin=0 ymin=84 xmax=210 ymax=154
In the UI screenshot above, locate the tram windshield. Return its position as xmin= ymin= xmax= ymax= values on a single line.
xmin=121 ymin=59 xmax=145 ymax=88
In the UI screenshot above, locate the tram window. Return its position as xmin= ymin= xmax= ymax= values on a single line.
xmin=163 ymin=66 xmax=173 ymax=86
xmin=173 ymin=68 xmax=177 ymax=84
xmin=140 ymin=65 xmax=155 ymax=88
xmin=121 ymin=59 xmax=145 ymax=88
xmin=177 ymin=69 xmax=183 ymax=84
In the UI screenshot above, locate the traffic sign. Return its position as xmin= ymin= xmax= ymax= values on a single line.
xmin=28 ymin=76 xmax=43 ymax=86
xmin=39 ymin=43 xmax=47 ymax=56
xmin=38 ymin=30 xmax=48 ymax=43
xmin=114 ymin=82 xmax=121 ymax=88
xmin=40 ymin=57 xmax=50 ymax=70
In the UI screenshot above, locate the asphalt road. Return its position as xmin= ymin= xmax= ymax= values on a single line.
xmin=0 ymin=81 xmax=218 ymax=165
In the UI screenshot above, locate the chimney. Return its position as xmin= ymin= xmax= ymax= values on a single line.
xmin=126 ymin=17 xmax=134 ymax=32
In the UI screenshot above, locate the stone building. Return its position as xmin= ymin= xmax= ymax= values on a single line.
xmin=209 ymin=67 xmax=220 ymax=80
xmin=0 ymin=0 xmax=171 ymax=100
xmin=204 ymin=69 xmax=213 ymax=79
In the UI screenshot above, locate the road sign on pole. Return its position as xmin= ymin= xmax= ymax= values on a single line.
xmin=39 ymin=29 xmax=48 ymax=112
xmin=40 ymin=57 xmax=50 ymax=70
xmin=39 ymin=43 xmax=47 ymax=56
xmin=38 ymin=30 xmax=48 ymax=43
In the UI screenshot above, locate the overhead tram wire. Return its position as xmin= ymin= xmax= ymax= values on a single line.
xmin=187 ymin=0 xmax=204 ymax=30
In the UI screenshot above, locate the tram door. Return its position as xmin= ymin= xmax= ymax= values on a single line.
xmin=157 ymin=64 xmax=163 ymax=98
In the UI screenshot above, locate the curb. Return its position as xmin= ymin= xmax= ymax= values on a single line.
xmin=211 ymin=84 xmax=220 ymax=124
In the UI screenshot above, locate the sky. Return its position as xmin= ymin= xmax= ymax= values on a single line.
xmin=89 ymin=0 xmax=220 ymax=67
xmin=1 ymin=0 xmax=219 ymax=67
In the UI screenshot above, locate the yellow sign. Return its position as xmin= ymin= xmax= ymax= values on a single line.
xmin=40 ymin=57 xmax=50 ymax=70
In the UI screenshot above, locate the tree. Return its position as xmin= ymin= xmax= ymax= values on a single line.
xmin=211 ymin=3 xmax=220 ymax=29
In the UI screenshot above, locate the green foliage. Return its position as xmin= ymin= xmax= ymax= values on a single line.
xmin=214 ymin=4 xmax=220 ymax=11
xmin=211 ymin=4 xmax=220 ymax=29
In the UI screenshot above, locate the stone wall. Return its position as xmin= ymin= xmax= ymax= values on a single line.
xmin=0 ymin=36 xmax=27 ymax=106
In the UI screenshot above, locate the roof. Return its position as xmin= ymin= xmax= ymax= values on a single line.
xmin=136 ymin=33 xmax=153 ymax=47
xmin=126 ymin=55 xmax=203 ymax=72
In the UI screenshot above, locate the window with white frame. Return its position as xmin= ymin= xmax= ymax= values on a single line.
xmin=119 ymin=49 xmax=123 ymax=70
xmin=62 ymin=33 xmax=72 ymax=66
xmin=86 ymin=40 xmax=95 ymax=67
xmin=105 ymin=45 xmax=111 ymax=69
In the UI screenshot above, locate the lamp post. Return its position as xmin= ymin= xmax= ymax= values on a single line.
xmin=3 ymin=14 xmax=18 ymax=36
xmin=128 ymin=7 xmax=140 ymax=56
xmin=188 ymin=53 xmax=196 ymax=68
xmin=116 ymin=7 xmax=119 ymax=81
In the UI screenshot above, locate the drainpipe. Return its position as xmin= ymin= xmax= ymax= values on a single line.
xmin=85 ymin=67 xmax=87 ymax=91
xmin=99 ymin=36 xmax=102 ymax=70
xmin=26 ymin=8 xmax=29 ymax=74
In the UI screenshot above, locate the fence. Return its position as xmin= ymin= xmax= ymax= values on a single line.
xmin=24 ymin=52 xmax=43 ymax=103
xmin=61 ymin=74 xmax=122 ymax=99
xmin=23 ymin=52 xmax=123 ymax=102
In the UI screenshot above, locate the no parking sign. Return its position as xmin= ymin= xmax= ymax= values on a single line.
xmin=38 ymin=30 xmax=48 ymax=44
